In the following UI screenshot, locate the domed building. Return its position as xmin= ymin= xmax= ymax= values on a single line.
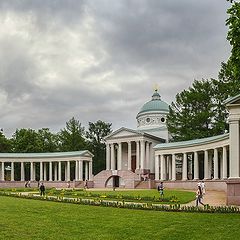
xmin=136 ymin=89 xmax=169 ymax=140
xmin=94 ymin=89 xmax=169 ymax=188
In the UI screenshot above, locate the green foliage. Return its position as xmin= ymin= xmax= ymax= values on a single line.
xmin=0 ymin=131 xmax=12 ymax=152
xmin=58 ymin=117 xmax=86 ymax=151
xmin=12 ymin=128 xmax=41 ymax=153
xmin=167 ymin=79 xmax=218 ymax=141
xmin=86 ymin=120 xmax=112 ymax=174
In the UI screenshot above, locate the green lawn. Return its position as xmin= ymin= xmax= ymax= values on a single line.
xmin=0 ymin=196 xmax=239 ymax=240
xmin=46 ymin=189 xmax=196 ymax=204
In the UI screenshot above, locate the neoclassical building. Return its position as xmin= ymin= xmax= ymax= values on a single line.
xmin=94 ymin=90 xmax=240 ymax=204
xmin=94 ymin=90 xmax=169 ymax=188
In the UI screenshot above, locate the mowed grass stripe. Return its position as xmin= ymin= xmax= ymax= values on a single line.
xmin=0 ymin=196 xmax=239 ymax=240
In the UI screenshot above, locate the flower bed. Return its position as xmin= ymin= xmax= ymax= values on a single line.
xmin=0 ymin=191 xmax=239 ymax=214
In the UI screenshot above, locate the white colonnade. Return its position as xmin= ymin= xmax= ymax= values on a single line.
xmin=0 ymin=151 xmax=93 ymax=182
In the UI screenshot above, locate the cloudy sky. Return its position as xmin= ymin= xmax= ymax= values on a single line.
xmin=0 ymin=0 xmax=231 ymax=137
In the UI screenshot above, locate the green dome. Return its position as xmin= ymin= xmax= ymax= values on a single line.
xmin=138 ymin=90 xmax=169 ymax=115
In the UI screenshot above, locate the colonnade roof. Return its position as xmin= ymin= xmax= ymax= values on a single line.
xmin=0 ymin=150 xmax=94 ymax=159
xmin=154 ymin=133 xmax=229 ymax=150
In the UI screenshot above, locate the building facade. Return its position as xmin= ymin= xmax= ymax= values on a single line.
xmin=94 ymin=91 xmax=240 ymax=205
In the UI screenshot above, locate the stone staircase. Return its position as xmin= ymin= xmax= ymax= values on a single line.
xmin=135 ymin=180 xmax=151 ymax=189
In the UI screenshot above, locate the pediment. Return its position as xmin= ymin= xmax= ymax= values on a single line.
xmin=224 ymin=94 xmax=240 ymax=105
xmin=105 ymin=127 xmax=141 ymax=140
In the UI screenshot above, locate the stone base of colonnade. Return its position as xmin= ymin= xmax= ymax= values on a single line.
xmin=155 ymin=180 xmax=227 ymax=192
xmin=94 ymin=170 xmax=139 ymax=189
xmin=226 ymin=179 xmax=240 ymax=206
xmin=0 ymin=181 xmax=92 ymax=189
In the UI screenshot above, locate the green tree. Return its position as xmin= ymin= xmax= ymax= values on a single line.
xmin=12 ymin=128 xmax=40 ymax=153
xmin=37 ymin=128 xmax=59 ymax=152
xmin=167 ymin=80 xmax=216 ymax=141
xmin=0 ymin=130 xmax=12 ymax=152
xmin=86 ymin=120 xmax=112 ymax=174
xmin=58 ymin=117 xmax=86 ymax=151
xmin=218 ymin=1 xmax=240 ymax=97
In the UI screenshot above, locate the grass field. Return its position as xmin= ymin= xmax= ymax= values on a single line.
xmin=0 ymin=196 xmax=240 ymax=240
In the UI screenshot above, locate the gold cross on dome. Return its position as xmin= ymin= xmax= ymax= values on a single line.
xmin=153 ymin=83 xmax=159 ymax=92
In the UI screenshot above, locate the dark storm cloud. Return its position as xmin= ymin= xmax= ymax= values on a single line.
xmin=0 ymin=0 xmax=231 ymax=136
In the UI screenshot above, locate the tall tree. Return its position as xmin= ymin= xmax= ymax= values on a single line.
xmin=86 ymin=120 xmax=112 ymax=174
xmin=37 ymin=128 xmax=59 ymax=152
xmin=58 ymin=117 xmax=86 ymax=151
xmin=0 ymin=130 xmax=12 ymax=152
xmin=167 ymin=79 xmax=216 ymax=141
xmin=12 ymin=128 xmax=40 ymax=153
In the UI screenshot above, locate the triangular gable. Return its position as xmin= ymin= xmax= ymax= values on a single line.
xmin=105 ymin=127 xmax=142 ymax=140
xmin=81 ymin=150 xmax=94 ymax=157
xmin=224 ymin=93 xmax=240 ymax=105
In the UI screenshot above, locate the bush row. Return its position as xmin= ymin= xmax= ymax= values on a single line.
xmin=0 ymin=191 xmax=239 ymax=214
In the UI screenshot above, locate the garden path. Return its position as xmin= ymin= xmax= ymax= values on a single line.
xmin=183 ymin=190 xmax=226 ymax=206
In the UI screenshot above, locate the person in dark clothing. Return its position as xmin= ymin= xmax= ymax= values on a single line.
xmin=39 ymin=183 xmax=45 ymax=196
xmin=158 ymin=182 xmax=164 ymax=199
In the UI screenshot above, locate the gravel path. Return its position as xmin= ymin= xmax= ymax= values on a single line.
xmin=184 ymin=190 xmax=226 ymax=206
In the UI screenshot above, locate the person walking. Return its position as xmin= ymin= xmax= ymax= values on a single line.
xmin=196 ymin=185 xmax=205 ymax=207
xmin=158 ymin=182 xmax=164 ymax=199
xmin=39 ymin=183 xmax=45 ymax=196
xmin=201 ymin=181 xmax=206 ymax=195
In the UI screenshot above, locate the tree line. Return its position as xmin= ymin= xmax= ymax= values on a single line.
xmin=0 ymin=118 xmax=112 ymax=175
xmin=167 ymin=1 xmax=240 ymax=142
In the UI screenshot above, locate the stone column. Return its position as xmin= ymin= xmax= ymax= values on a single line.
xmin=64 ymin=162 xmax=67 ymax=181
xmin=11 ymin=162 xmax=14 ymax=181
xmin=106 ymin=144 xmax=110 ymax=170
xmin=44 ymin=163 xmax=47 ymax=181
xmin=146 ymin=142 xmax=150 ymax=169
xmin=213 ymin=148 xmax=219 ymax=179
xmin=49 ymin=162 xmax=52 ymax=181
xmin=172 ymin=154 xmax=176 ymax=181
xmin=222 ymin=146 xmax=228 ymax=179
xmin=54 ymin=163 xmax=58 ymax=181
xmin=194 ymin=152 xmax=199 ymax=180
xmin=155 ymin=155 xmax=160 ymax=180
xmin=204 ymin=150 xmax=209 ymax=179
xmin=229 ymin=119 xmax=240 ymax=178
xmin=128 ymin=141 xmax=132 ymax=170
xmin=79 ymin=160 xmax=83 ymax=181
xmin=182 ymin=153 xmax=188 ymax=181
xmin=40 ymin=162 xmax=43 ymax=181
xmin=160 ymin=155 xmax=165 ymax=180
xmin=89 ymin=161 xmax=93 ymax=181
xmin=118 ymin=142 xmax=122 ymax=170
xmin=140 ymin=140 xmax=145 ymax=169
xmin=67 ymin=161 xmax=70 ymax=181
xmin=168 ymin=156 xmax=172 ymax=180
xmin=110 ymin=144 xmax=115 ymax=170
xmin=75 ymin=160 xmax=79 ymax=181
xmin=30 ymin=162 xmax=34 ymax=181
xmin=1 ymin=162 xmax=4 ymax=181
xmin=31 ymin=162 xmax=35 ymax=181
xmin=136 ymin=141 xmax=140 ymax=170
xmin=85 ymin=162 xmax=89 ymax=180
xmin=21 ymin=162 xmax=25 ymax=181
xmin=58 ymin=162 xmax=62 ymax=181
xmin=149 ymin=143 xmax=154 ymax=172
